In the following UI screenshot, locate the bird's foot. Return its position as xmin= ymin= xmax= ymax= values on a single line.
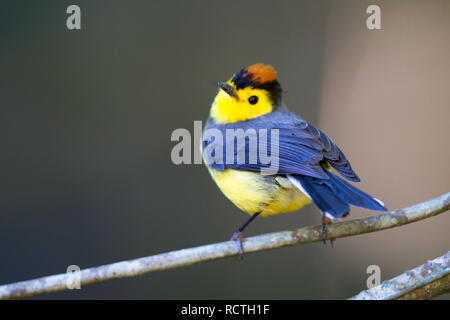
xmin=230 ymin=231 xmax=244 ymax=261
xmin=321 ymin=222 xmax=328 ymax=244
xmin=322 ymin=216 xmax=335 ymax=248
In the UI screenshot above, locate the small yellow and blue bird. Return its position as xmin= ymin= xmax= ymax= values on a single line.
xmin=202 ymin=63 xmax=386 ymax=257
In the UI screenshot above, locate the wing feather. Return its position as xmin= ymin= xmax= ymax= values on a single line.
xmin=202 ymin=110 xmax=360 ymax=182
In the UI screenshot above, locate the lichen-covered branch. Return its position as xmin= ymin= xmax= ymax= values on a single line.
xmin=396 ymin=273 xmax=450 ymax=300
xmin=349 ymin=251 xmax=450 ymax=300
xmin=0 ymin=192 xmax=449 ymax=299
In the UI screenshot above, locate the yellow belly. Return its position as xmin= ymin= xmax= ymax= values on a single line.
xmin=207 ymin=168 xmax=311 ymax=216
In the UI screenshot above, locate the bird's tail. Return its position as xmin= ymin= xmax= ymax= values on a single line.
xmin=288 ymin=171 xmax=387 ymax=219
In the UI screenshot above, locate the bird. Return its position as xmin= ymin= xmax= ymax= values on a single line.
xmin=202 ymin=63 xmax=386 ymax=258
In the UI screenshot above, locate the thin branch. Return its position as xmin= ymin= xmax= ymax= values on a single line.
xmin=349 ymin=251 xmax=450 ymax=300
xmin=0 ymin=192 xmax=449 ymax=299
xmin=396 ymin=273 xmax=450 ymax=300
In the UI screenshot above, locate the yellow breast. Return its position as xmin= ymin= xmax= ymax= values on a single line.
xmin=207 ymin=168 xmax=311 ymax=216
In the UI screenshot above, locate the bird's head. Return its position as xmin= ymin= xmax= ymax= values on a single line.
xmin=210 ymin=63 xmax=283 ymax=124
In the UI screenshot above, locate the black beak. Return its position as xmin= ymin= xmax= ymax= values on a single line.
xmin=218 ymin=82 xmax=238 ymax=99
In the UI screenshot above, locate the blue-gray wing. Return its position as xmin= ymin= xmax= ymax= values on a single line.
xmin=202 ymin=110 xmax=360 ymax=182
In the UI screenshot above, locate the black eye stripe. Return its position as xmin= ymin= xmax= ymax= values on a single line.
xmin=248 ymin=96 xmax=258 ymax=105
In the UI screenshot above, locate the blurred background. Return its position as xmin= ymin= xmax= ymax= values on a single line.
xmin=0 ymin=0 xmax=448 ymax=299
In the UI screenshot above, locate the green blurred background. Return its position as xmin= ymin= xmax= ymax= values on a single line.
xmin=0 ymin=0 xmax=449 ymax=299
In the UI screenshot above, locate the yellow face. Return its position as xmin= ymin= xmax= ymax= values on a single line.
xmin=210 ymin=79 xmax=273 ymax=124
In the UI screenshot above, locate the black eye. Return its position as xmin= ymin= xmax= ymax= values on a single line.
xmin=248 ymin=96 xmax=258 ymax=105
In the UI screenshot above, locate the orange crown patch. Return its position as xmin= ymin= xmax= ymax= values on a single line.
xmin=246 ymin=63 xmax=277 ymax=84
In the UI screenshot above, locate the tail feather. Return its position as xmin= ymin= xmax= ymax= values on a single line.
xmin=325 ymin=172 xmax=386 ymax=211
xmin=288 ymin=171 xmax=387 ymax=219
